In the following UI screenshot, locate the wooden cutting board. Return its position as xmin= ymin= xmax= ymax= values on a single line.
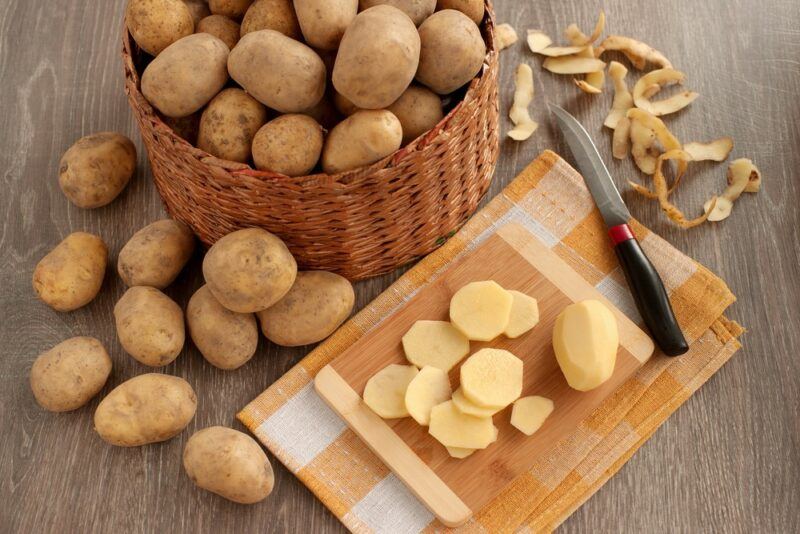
xmin=315 ymin=223 xmax=654 ymax=527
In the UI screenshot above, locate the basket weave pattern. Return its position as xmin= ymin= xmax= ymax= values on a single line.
xmin=122 ymin=3 xmax=500 ymax=280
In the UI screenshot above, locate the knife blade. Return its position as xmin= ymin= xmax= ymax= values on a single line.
xmin=549 ymin=105 xmax=689 ymax=356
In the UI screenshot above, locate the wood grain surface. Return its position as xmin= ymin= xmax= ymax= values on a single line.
xmin=1 ymin=1 xmax=798 ymax=533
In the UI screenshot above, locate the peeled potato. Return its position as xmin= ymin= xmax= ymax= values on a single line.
xmin=504 ymin=290 xmax=540 ymax=338
xmin=401 ymin=320 xmax=469 ymax=372
xmin=363 ymin=364 xmax=418 ymax=419
xmin=404 ymin=366 xmax=452 ymax=425
xmin=446 ymin=446 xmax=475 ymax=459
xmin=449 ymin=280 xmax=513 ymax=341
xmin=451 ymin=387 xmax=501 ymax=417
xmin=428 ymin=400 xmax=495 ymax=449
xmin=510 ymin=396 xmax=554 ymax=436
xmin=460 ymin=348 xmax=523 ymax=408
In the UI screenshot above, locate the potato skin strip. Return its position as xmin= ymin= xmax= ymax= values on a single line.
xmin=627 ymin=108 xmax=686 ymax=176
xmin=596 ymin=35 xmax=673 ymax=70
xmin=575 ymin=79 xmax=602 ymax=94
xmin=612 ymin=116 xmax=631 ymax=159
xmin=526 ymin=30 xmax=552 ymax=53
xmin=652 ymin=153 xmax=715 ymax=228
xmin=604 ymin=61 xmax=633 ymax=128
xmin=727 ymin=158 xmax=762 ymax=193
xmin=508 ymin=63 xmax=538 ymax=141
xmin=629 ymin=148 xmax=692 ymax=199
xmin=543 ymin=56 xmax=606 ymax=74
xmin=633 ymin=68 xmax=699 ymax=116
xmin=535 ymin=45 xmax=589 ymax=57
xmin=496 ymin=24 xmax=518 ymax=51
xmin=684 ymin=138 xmax=734 ymax=162
xmin=564 ymin=11 xmax=605 ymax=46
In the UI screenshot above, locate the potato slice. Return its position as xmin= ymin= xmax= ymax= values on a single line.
xmin=460 ymin=348 xmax=523 ymax=408
xmin=449 ymin=281 xmax=513 ymax=341
xmin=401 ymin=320 xmax=470 ymax=372
xmin=542 ymin=56 xmax=606 ymax=75
xmin=363 ymin=364 xmax=419 ymax=419
xmin=428 ymin=400 xmax=495 ymax=449
xmin=452 ymin=387 xmax=502 ymax=417
xmin=504 ymin=290 xmax=540 ymax=338
xmin=446 ymin=446 xmax=476 ymax=459
xmin=510 ymin=396 xmax=554 ymax=436
xmin=404 ymin=366 xmax=452 ymax=426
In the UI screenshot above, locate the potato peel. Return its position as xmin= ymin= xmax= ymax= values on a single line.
xmin=535 ymin=45 xmax=589 ymax=57
xmin=604 ymin=61 xmax=633 ymax=128
xmin=508 ymin=63 xmax=538 ymax=141
xmin=564 ymin=11 xmax=606 ymax=46
xmin=727 ymin=157 xmax=761 ymax=193
xmin=575 ymin=78 xmax=602 ymax=94
xmin=612 ymin=116 xmax=631 ymax=159
xmin=496 ymin=23 xmax=518 ymax=51
xmin=629 ymin=118 xmax=657 ymax=175
xmin=596 ymin=35 xmax=673 ymax=70
xmin=627 ymin=108 xmax=686 ymax=176
xmin=632 ymin=68 xmax=699 ymax=116
xmin=629 ymin=148 xmax=692 ymax=199
xmin=526 ymin=30 xmax=553 ymax=53
xmin=652 ymin=152 xmax=716 ymax=228
xmin=684 ymin=138 xmax=734 ymax=162
xmin=543 ymin=56 xmax=606 ymax=74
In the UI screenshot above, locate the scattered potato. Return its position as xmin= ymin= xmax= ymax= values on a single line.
xmin=198 ymin=88 xmax=268 ymax=163
xmin=33 ymin=232 xmax=108 ymax=312
xmin=460 ymin=348 xmax=523 ymax=408
xmin=387 ymin=85 xmax=444 ymax=145
xmin=401 ymin=320 xmax=469 ymax=372
xmin=451 ymin=387 xmax=500 ymax=417
xmin=58 ymin=132 xmax=137 ymax=209
xmin=126 ymin=0 xmax=195 ymax=56
xmin=94 ymin=373 xmax=197 ymax=446
xmin=202 ymin=228 xmax=297 ymax=313
xmin=446 ymin=446 xmax=475 ymax=459
xmin=30 ymin=337 xmax=112 ymax=412
xmin=435 ymin=0 xmax=484 ymax=24
xmin=252 ymin=114 xmax=324 ymax=176
xmin=240 ymin=0 xmax=301 ymax=39
xmin=187 ymin=285 xmax=259 ymax=370
xmin=209 ymin=0 xmax=253 ymax=17
xmin=114 ymin=286 xmax=185 ymax=367
xmin=183 ymin=426 xmax=274 ymax=504
xmin=359 ymin=0 xmax=436 ymax=26
xmin=256 ymin=271 xmax=355 ymax=347
xmin=363 ymin=364 xmax=419 ymax=418
xmin=196 ymin=14 xmax=240 ymax=50
xmin=428 ymin=400 xmax=494 ymax=449
xmin=510 ymin=396 xmax=554 ymax=436
xmin=449 ymin=280 xmax=513 ymax=341
xmin=184 ymin=0 xmax=211 ymax=26
xmin=504 ymin=290 xmax=539 ymax=338
xmin=404 ymin=366 xmax=452 ymax=425
xmin=295 ymin=0 xmax=358 ymax=50
xmin=117 ymin=219 xmax=195 ymax=289
xmin=321 ymin=110 xmax=403 ymax=174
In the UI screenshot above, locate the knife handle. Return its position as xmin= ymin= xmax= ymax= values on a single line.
xmin=609 ymin=224 xmax=689 ymax=357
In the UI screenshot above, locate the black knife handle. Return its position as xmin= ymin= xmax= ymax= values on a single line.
xmin=610 ymin=224 xmax=689 ymax=356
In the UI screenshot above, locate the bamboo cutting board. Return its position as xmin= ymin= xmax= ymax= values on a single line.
xmin=315 ymin=223 xmax=655 ymax=527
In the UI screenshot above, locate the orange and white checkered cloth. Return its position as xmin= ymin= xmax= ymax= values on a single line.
xmin=238 ymin=151 xmax=743 ymax=533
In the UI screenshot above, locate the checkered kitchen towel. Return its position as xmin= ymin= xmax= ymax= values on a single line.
xmin=238 ymin=151 xmax=743 ymax=533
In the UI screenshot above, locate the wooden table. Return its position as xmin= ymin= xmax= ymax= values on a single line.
xmin=2 ymin=1 xmax=798 ymax=532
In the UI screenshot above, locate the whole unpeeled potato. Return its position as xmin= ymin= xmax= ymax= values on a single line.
xmin=30 ymin=337 xmax=112 ymax=412
xmin=33 ymin=232 xmax=108 ymax=312
xmin=294 ymin=0 xmax=358 ymax=50
xmin=126 ymin=0 xmax=195 ymax=56
xmin=209 ymin=0 xmax=253 ymax=17
xmin=435 ymin=0 xmax=484 ymax=24
xmin=240 ymin=0 xmax=300 ymax=39
xmin=58 ymin=132 xmax=137 ymax=209
xmin=94 ymin=373 xmax=197 ymax=447
xmin=228 ymin=30 xmax=326 ymax=113
xmin=321 ymin=110 xmax=402 ymax=174
xmin=141 ymin=33 xmax=230 ymax=118
xmin=114 ymin=286 xmax=185 ymax=367
xmin=117 ymin=219 xmax=196 ymax=289
xmin=257 ymin=271 xmax=354 ymax=346
xmin=196 ymin=14 xmax=240 ymax=49
xmin=416 ymin=9 xmax=486 ymax=94
xmin=187 ymin=285 xmax=259 ymax=370
xmin=387 ymin=84 xmax=444 ymax=144
xmin=183 ymin=426 xmax=274 ymax=504
xmin=203 ymin=228 xmax=297 ymax=313
xmin=332 ymin=5 xmax=420 ymax=109
xmin=358 ymin=0 xmax=436 ymax=26
xmin=252 ymin=114 xmax=324 ymax=176
xmin=184 ymin=0 xmax=211 ymax=26
xmin=198 ymin=88 xmax=268 ymax=163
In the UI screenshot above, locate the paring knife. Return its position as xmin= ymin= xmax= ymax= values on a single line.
xmin=549 ymin=105 xmax=689 ymax=356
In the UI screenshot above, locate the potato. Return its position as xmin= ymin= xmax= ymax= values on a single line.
xmin=504 ymin=290 xmax=539 ymax=338
xmin=240 ymin=0 xmax=301 ymax=38
xmin=228 ymin=30 xmax=326 ymax=113
xmin=184 ymin=0 xmax=211 ymax=26
xmin=187 ymin=285 xmax=258 ymax=370
xmin=401 ymin=320 xmax=469 ymax=372
xmin=30 ymin=337 xmax=112 ymax=412
xmin=196 ymin=14 xmax=240 ymax=49
xmin=141 ymin=33 xmax=230 ymax=118
xmin=332 ymin=5 xmax=420 ymax=109
xmin=451 ymin=387 xmax=499 ymax=417
xmin=58 ymin=132 xmax=137 ymax=209
xmin=358 ymin=0 xmax=436 ymax=26
xmin=460 ymin=348 xmax=523 ymax=408
xmin=416 ymin=10 xmax=486 ymax=95
xmin=126 ymin=0 xmax=195 ymax=57
xmin=363 ymin=364 xmax=419 ymax=418
xmin=435 ymin=0 xmax=484 ymax=24
xmin=404 ymin=366 xmax=451 ymax=425
xmin=33 ymin=232 xmax=108 ymax=312
xmin=209 ymin=0 xmax=253 ymax=17
xmin=449 ymin=280 xmax=512 ymax=341
xmin=183 ymin=426 xmax=274 ymax=504
xmin=332 ymin=90 xmax=360 ymax=116
xmin=321 ymin=110 xmax=402 ymax=174
xmin=198 ymin=88 xmax=268 ymax=163
xmin=294 ymin=0 xmax=358 ymax=50
xmin=510 ymin=396 xmax=554 ymax=436
xmin=387 ymin=85 xmax=444 ymax=144
xmin=428 ymin=400 xmax=494 ymax=449
xmin=300 ymin=94 xmax=342 ymax=130
xmin=256 ymin=271 xmax=354 ymax=346
xmin=117 ymin=219 xmax=196 ymax=289
xmin=114 ymin=286 xmax=185 ymax=367
xmin=203 ymin=228 xmax=297 ymax=313
xmin=252 ymin=114 xmax=323 ymax=176
xmin=94 ymin=373 xmax=197 ymax=447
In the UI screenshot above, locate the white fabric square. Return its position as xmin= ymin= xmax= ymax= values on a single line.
xmin=347 ymin=474 xmax=435 ymax=534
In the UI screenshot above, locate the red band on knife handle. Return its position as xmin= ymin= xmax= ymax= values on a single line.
xmin=609 ymin=223 xmax=635 ymax=245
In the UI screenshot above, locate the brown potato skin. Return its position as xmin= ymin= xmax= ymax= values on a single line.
xmin=196 ymin=14 xmax=240 ymax=49
xmin=94 ymin=374 xmax=197 ymax=447
xmin=387 ymin=84 xmax=443 ymax=144
xmin=321 ymin=110 xmax=402 ymax=174
xmin=184 ymin=0 xmax=211 ymax=26
xmin=58 ymin=132 xmax=137 ymax=209
xmin=240 ymin=0 xmax=300 ymax=39
xmin=228 ymin=30 xmax=326 ymax=113
xmin=435 ymin=0 xmax=483 ymax=24
xmin=33 ymin=232 xmax=108 ymax=312
xmin=183 ymin=426 xmax=274 ymax=504
xmin=117 ymin=219 xmax=196 ymax=289
xmin=30 ymin=337 xmax=112 ymax=412
xmin=294 ymin=0 xmax=357 ymax=50
xmin=209 ymin=0 xmax=253 ymax=17
xmin=257 ymin=271 xmax=354 ymax=346
xmin=416 ymin=10 xmax=486 ymax=95
xmin=197 ymin=88 xmax=268 ymax=163
xmin=142 ymin=33 xmax=230 ymax=118
xmin=359 ymin=0 xmax=435 ymax=26
xmin=127 ymin=0 xmax=195 ymax=56
xmin=203 ymin=228 xmax=298 ymax=313
xmin=187 ymin=285 xmax=258 ymax=370
xmin=114 ymin=287 xmax=185 ymax=367
xmin=332 ymin=5 xmax=420 ymax=109
xmin=252 ymin=114 xmax=323 ymax=176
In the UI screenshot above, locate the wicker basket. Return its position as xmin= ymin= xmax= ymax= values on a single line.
xmin=122 ymin=3 xmax=500 ymax=280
